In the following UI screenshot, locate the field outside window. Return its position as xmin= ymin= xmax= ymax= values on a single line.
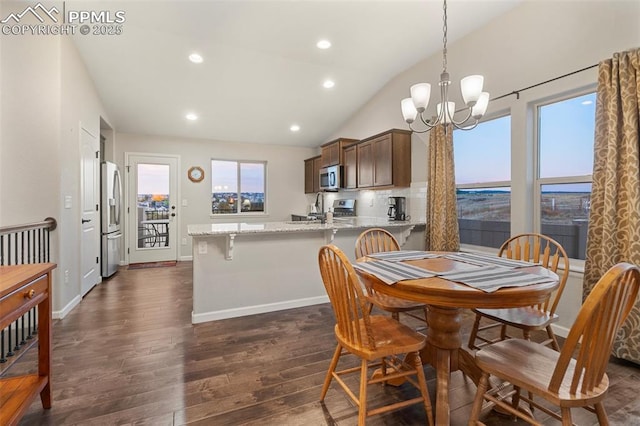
xmin=454 ymin=115 xmax=511 ymax=248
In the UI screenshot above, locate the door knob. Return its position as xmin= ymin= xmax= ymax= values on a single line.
xmin=82 ymin=219 xmax=91 ymax=223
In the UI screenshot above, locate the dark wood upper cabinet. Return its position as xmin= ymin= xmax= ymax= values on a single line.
xmin=304 ymin=155 xmax=322 ymax=194
xmin=356 ymin=129 xmax=411 ymax=189
xmin=343 ymin=145 xmax=358 ymax=189
xmin=320 ymin=138 xmax=358 ymax=167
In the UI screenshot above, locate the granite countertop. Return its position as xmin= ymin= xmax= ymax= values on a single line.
xmin=188 ymin=216 xmax=425 ymax=236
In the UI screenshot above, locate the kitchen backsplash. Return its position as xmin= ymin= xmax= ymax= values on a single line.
xmin=308 ymin=182 xmax=427 ymax=221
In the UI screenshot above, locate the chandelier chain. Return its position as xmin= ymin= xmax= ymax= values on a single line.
xmin=442 ymin=0 xmax=448 ymax=73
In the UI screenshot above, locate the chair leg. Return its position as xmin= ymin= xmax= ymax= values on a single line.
xmin=468 ymin=372 xmax=490 ymax=425
xmin=412 ymin=352 xmax=434 ymax=426
xmin=358 ymin=358 xmax=368 ymax=426
xmin=546 ymin=325 xmax=560 ymax=351
xmin=594 ymin=402 xmax=609 ymax=425
xmin=468 ymin=313 xmax=482 ymax=350
xmin=560 ymin=407 xmax=572 ymax=426
xmin=320 ymin=344 xmax=342 ymax=400
xmin=500 ymin=324 xmax=508 ymax=340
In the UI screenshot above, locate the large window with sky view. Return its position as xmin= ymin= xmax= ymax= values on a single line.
xmin=454 ymin=115 xmax=512 ymax=248
xmin=536 ymin=92 xmax=595 ymax=259
xmin=211 ymin=160 xmax=266 ymax=214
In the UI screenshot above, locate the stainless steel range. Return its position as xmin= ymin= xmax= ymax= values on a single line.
xmin=291 ymin=199 xmax=356 ymax=222
xmin=331 ymin=199 xmax=356 ymax=217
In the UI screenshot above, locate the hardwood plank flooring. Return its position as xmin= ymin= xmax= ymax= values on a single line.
xmin=5 ymin=261 xmax=638 ymax=425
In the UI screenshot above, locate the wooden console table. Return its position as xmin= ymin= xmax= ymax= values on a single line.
xmin=0 ymin=263 xmax=56 ymax=426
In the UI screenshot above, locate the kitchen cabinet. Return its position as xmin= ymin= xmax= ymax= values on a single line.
xmin=356 ymin=129 xmax=411 ymax=189
xmin=320 ymin=138 xmax=358 ymax=167
xmin=0 ymin=263 xmax=56 ymax=426
xmin=304 ymin=155 xmax=321 ymax=194
xmin=343 ymin=144 xmax=358 ymax=189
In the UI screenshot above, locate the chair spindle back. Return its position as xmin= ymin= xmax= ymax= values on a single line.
xmin=550 ymin=263 xmax=640 ymax=395
xmin=499 ymin=233 xmax=569 ymax=314
xmin=318 ymin=244 xmax=376 ymax=351
xmin=355 ymin=228 xmax=400 ymax=258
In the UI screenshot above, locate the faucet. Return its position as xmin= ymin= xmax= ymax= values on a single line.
xmin=315 ymin=192 xmax=324 ymax=214
xmin=314 ymin=192 xmax=325 ymax=223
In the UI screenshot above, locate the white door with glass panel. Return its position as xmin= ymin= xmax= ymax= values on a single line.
xmin=126 ymin=154 xmax=178 ymax=264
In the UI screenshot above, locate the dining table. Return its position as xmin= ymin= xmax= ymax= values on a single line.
xmin=354 ymin=251 xmax=559 ymax=425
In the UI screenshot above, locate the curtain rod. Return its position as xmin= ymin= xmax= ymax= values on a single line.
xmin=491 ymin=63 xmax=599 ymax=102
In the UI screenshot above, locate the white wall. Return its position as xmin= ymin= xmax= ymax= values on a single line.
xmin=115 ymin=133 xmax=317 ymax=259
xmin=59 ymin=36 xmax=111 ymax=315
xmin=328 ymin=0 xmax=640 ymax=333
xmin=0 ymin=6 xmax=110 ymax=316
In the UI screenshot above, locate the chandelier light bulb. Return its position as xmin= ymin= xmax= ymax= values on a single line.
xmin=410 ymin=83 xmax=431 ymax=113
xmin=460 ymin=75 xmax=484 ymax=106
xmin=472 ymin=92 xmax=490 ymax=118
xmin=437 ymin=102 xmax=456 ymax=124
xmin=401 ymin=98 xmax=418 ymax=124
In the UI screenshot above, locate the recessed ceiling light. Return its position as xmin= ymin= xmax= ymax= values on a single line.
xmin=323 ymin=80 xmax=335 ymax=89
xmin=290 ymin=124 xmax=300 ymax=132
xmin=581 ymin=100 xmax=593 ymax=106
xmin=316 ymin=39 xmax=331 ymax=49
xmin=189 ymin=53 xmax=203 ymax=64
xmin=186 ymin=113 xmax=198 ymax=121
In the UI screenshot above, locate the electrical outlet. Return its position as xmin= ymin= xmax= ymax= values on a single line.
xmin=369 ymin=197 xmax=374 ymax=207
xmin=64 ymin=269 xmax=70 ymax=284
xmin=181 ymin=237 xmax=187 ymax=245
xmin=198 ymin=241 xmax=207 ymax=254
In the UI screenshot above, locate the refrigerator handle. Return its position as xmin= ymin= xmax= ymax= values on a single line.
xmin=114 ymin=168 xmax=123 ymax=226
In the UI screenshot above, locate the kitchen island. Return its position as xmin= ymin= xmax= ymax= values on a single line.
xmin=188 ymin=218 xmax=425 ymax=323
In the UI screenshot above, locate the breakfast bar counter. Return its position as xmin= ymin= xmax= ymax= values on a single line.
xmin=188 ymin=218 xmax=425 ymax=323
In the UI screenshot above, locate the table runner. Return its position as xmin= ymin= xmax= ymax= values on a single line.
xmin=353 ymin=260 xmax=436 ymax=285
xmin=367 ymin=250 xmax=441 ymax=262
xmin=444 ymin=252 xmax=535 ymax=269
xmin=439 ymin=266 xmax=556 ymax=293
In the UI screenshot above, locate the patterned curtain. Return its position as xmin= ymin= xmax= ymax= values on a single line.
xmin=583 ymin=48 xmax=640 ymax=364
xmin=425 ymin=124 xmax=460 ymax=251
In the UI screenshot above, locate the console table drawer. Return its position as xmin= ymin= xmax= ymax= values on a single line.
xmin=0 ymin=274 xmax=48 ymax=330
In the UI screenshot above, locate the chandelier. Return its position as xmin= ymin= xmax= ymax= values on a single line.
xmin=401 ymin=0 xmax=489 ymax=132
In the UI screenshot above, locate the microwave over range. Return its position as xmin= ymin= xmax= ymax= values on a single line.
xmin=319 ymin=165 xmax=342 ymax=191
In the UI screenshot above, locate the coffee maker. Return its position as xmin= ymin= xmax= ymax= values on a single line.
xmin=387 ymin=196 xmax=407 ymax=221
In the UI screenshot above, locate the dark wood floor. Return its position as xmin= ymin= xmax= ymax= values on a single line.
xmin=8 ymin=261 xmax=640 ymax=425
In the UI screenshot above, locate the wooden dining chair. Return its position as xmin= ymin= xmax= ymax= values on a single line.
xmin=468 ymin=262 xmax=640 ymax=425
xmin=467 ymin=233 xmax=570 ymax=351
xmin=318 ymin=244 xmax=434 ymax=426
xmin=355 ymin=228 xmax=429 ymax=326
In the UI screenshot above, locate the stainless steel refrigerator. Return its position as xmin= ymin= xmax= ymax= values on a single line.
xmin=101 ymin=161 xmax=123 ymax=277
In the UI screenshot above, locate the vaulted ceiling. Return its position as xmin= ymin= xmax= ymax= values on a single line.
xmin=71 ymin=0 xmax=521 ymax=147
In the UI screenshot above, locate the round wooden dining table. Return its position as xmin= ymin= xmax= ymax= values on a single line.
xmin=356 ymin=253 xmax=559 ymax=425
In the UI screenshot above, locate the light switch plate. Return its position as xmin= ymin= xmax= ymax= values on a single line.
xmin=64 ymin=195 xmax=72 ymax=209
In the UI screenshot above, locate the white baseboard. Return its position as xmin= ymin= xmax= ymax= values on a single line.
xmin=53 ymin=295 xmax=81 ymax=319
xmin=191 ymin=295 xmax=329 ymax=324
xmin=551 ymin=324 xmax=570 ymax=339
xmin=180 ymin=255 xmax=193 ymax=261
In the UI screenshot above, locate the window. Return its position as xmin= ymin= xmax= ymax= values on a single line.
xmin=454 ymin=115 xmax=512 ymax=248
xmin=211 ymin=160 xmax=266 ymax=215
xmin=536 ymin=92 xmax=595 ymax=259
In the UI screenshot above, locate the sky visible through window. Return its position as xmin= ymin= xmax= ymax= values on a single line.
xmin=454 ymin=92 xmax=595 ymax=192
xmin=211 ymin=160 xmax=264 ymax=193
